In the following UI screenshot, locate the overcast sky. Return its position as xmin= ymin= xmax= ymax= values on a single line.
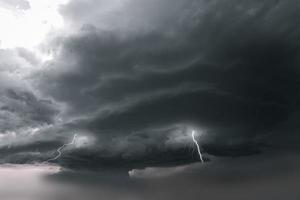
xmin=0 ymin=0 xmax=300 ymax=198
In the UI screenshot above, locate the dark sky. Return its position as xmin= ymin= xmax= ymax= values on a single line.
xmin=0 ymin=0 xmax=300 ymax=178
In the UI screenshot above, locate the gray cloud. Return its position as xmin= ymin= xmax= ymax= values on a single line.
xmin=0 ymin=0 xmax=298 ymax=199
xmin=0 ymin=49 xmax=61 ymax=163
xmin=0 ymin=0 xmax=299 ymax=170
xmin=28 ymin=0 xmax=300 ymax=168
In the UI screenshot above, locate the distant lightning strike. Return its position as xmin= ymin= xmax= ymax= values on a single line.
xmin=191 ymin=130 xmax=204 ymax=163
xmin=46 ymin=134 xmax=77 ymax=162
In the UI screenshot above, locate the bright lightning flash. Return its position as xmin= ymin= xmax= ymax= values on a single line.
xmin=46 ymin=134 xmax=77 ymax=162
xmin=191 ymin=130 xmax=204 ymax=163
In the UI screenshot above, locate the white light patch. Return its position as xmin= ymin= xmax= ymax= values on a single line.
xmin=0 ymin=0 xmax=68 ymax=51
xmin=74 ymin=135 xmax=93 ymax=148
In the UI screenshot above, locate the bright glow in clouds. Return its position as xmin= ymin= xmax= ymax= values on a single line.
xmin=74 ymin=135 xmax=93 ymax=148
xmin=0 ymin=0 xmax=68 ymax=50
xmin=191 ymin=130 xmax=204 ymax=163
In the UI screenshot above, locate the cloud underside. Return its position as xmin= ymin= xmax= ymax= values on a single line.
xmin=1 ymin=0 xmax=300 ymax=169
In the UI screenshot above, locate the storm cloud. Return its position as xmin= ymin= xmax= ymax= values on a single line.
xmin=15 ymin=0 xmax=298 ymax=168
xmin=0 ymin=0 xmax=299 ymax=174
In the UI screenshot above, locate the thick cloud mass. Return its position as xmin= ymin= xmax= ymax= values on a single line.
xmin=1 ymin=0 xmax=300 ymax=171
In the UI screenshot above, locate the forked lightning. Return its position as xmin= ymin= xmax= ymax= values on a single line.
xmin=191 ymin=130 xmax=204 ymax=163
xmin=46 ymin=134 xmax=77 ymax=162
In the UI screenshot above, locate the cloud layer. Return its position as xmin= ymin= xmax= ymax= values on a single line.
xmin=0 ymin=0 xmax=300 ymax=170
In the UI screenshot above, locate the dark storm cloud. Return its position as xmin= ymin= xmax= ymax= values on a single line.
xmin=0 ymin=88 xmax=58 ymax=134
xmin=0 ymin=48 xmax=62 ymax=164
xmin=4 ymin=89 xmax=58 ymax=125
xmin=29 ymin=0 xmax=300 ymax=167
xmin=0 ymin=49 xmax=58 ymax=135
xmin=59 ymin=0 xmax=205 ymax=32
xmin=0 ymin=1 xmax=299 ymax=199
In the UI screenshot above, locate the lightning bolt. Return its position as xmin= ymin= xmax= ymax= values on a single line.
xmin=46 ymin=134 xmax=77 ymax=162
xmin=191 ymin=130 xmax=204 ymax=163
